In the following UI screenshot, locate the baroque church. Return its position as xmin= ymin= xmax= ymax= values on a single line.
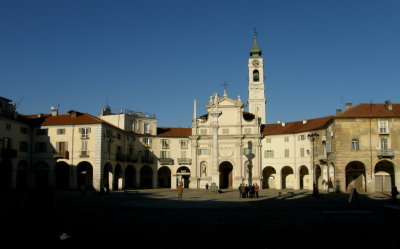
xmin=1 ymin=34 xmax=400 ymax=193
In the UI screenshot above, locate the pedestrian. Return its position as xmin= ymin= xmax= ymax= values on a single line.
xmin=245 ymin=184 xmax=249 ymax=198
xmin=177 ymin=181 xmax=184 ymax=200
xmin=391 ymin=186 xmax=399 ymax=203
xmin=312 ymin=183 xmax=319 ymax=198
xmin=240 ymin=183 xmax=245 ymax=198
xmin=238 ymin=184 xmax=242 ymax=198
xmin=249 ymin=184 xmax=255 ymax=198
xmin=205 ymin=183 xmax=209 ymax=192
xmin=254 ymin=183 xmax=259 ymax=198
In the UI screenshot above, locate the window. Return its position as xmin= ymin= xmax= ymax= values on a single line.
xmin=162 ymin=139 xmax=170 ymax=149
xmin=35 ymin=142 xmax=47 ymax=153
xmin=2 ymin=137 xmax=12 ymax=149
xmin=144 ymin=123 xmax=151 ymax=134
xmin=19 ymin=141 xmax=29 ymax=152
xmin=20 ymin=127 xmax=28 ymax=134
xmin=198 ymin=148 xmax=209 ymax=155
xmin=80 ymin=141 xmax=88 ymax=157
xmin=128 ymin=135 xmax=136 ymax=144
xmin=222 ymin=129 xmax=229 ymax=135
xmin=36 ymin=128 xmax=48 ymax=136
xmin=381 ymin=138 xmax=389 ymax=150
xmin=6 ymin=123 xmax=11 ymax=130
xmin=284 ymin=136 xmax=289 ymax=142
xmin=160 ymin=151 xmax=170 ymax=158
xmin=266 ymin=138 xmax=271 ymax=143
xmin=57 ymin=129 xmax=66 ymax=135
xmin=300 ymin=147 xmax=305 ymax=157
xmin=180 ymin=139 xmax=188 ymax=149
xmin=298 ymin=135 xmax=305 ymax=141
xmin=80 ymin=127 xmax=91 ymax=139
xmin=264 ymin=150 xmax=274 ymax=158
xmin=351 ymin=138 xmax=359 ymax=151
xmin=379 ymin=121 xmax=389 ymax=134
xmin=132 ymin=122 xmax=136 ymax=132
xmin=253 ymin=70 xmax=259 ymax=82
xmin=285 ymin=149 xmax=289 ymax=158
xmin=143 ymin=137 xmax=152 ymax=148
xmin=56 ymin=141 xmax=68 ymax=153
xmin=200 ymin=129 xmax=207 ymax=135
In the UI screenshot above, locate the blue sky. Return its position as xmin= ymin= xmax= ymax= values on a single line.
xmin=1 ymin=0 xmax=400 ymax=127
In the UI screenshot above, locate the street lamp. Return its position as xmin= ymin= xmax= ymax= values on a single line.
xmin=308 ymin=132 xmax=319 ymax=193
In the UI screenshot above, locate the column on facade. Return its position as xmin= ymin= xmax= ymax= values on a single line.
xmin=209 ymin=110 xmax=221 ymax=188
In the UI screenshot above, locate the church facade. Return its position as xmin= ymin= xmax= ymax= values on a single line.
xmin=1 ymin=35 xmax=400 ymax=193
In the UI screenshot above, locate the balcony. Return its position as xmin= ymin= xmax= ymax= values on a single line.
xmin=126 ymin=155 xmax=138 ymax=163
xmin=318 ymin=154 xmax=327 ymax=163
xmin=53 ymin=150 xmax=69 ymax=159
xmin=141 ymin=157 xmax=154 ymax=163
xmin=80 ymin=150 xmax=89 ymax=157
xmin=1 ymin=148 xmax=17 ymax=159
xmin=178 ymin=158 xmax=192 ymax=165
xmin=159 ymin=158 xmax=174 ymax=165
xmin=377 ymin=149 xmax=395 ymax=159
xmin=116 ymin=153 xmax=125 ymax=161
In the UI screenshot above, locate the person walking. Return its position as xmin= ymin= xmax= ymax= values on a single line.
xmin=254 ymin=183 xmax=260 ymax=198
xmin=245 ymin=184 xmax=249 ymax=198
xmin=240 ymin=183 xmax=245 ymax=198
xmin=391 ymin=186 xmax=399 ymax=203
xmin=205 ymin=183 xmax=209 ymax=192
xmin=177 ymin=181 xmax=184 ymax=200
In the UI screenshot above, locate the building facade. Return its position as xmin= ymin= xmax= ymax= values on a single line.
xmin=1 ymin=35 xmax=399 ymax=193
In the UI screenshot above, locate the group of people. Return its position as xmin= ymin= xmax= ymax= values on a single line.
xmin=238 ymin=183 xmax=259 ymax=198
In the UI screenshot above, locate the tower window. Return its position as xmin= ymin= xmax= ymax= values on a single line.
xmin=253 ymin=70 xmax=259 ymax=82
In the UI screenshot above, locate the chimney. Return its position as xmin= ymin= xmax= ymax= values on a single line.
xmin=51 ymin=106 xmax=58 ymax=116
xmin=303 ymin=120 xmax=307 ymax=125
xmin=281 ymin=122 xmax=286 ymax=127
xmin=385 ymin=100 xmax=393 ymax=111
xmin=336 ymin=109 xmax=342 ymax=114
xmin=277 ymin=120 xmax=281 ymax=124
xmin=345 ymin=103 xmax=352 ymax=110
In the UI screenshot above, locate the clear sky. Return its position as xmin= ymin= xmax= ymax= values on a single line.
xmin=1 ymin=0 xmax=400 ymax=127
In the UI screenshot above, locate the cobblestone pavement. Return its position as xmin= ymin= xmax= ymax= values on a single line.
xmin=2 ymin=189 xmax=399 ymax=248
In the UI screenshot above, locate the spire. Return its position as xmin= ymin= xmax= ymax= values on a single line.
xmin=249 ymin=30 xmax=262 ymax=58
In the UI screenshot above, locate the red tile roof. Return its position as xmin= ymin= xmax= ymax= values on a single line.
xmin=157 ymin=127 xmax=192 ymax=137
xmin=335 ymin=103 xmax=400 ymax=118
xmin=261 ymin=116 xmax=332 ymax=135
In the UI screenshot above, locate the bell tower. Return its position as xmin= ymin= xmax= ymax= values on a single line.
xmin=248 ymin=31 xmax=266 ymax=124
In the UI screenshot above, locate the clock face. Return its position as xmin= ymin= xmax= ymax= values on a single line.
xmin=252 ymin=60 xmax=260 ymax=67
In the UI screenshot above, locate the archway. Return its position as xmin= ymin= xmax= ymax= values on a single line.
xmin=375 ymin=160 xmax=395 ymax=192
xmin=345 ymin=161 xmax=366 ymax=192
xmin=176 ymin=166 xmax=191 ymax=188
xmin=158 ymin=166 xmax=171 ymax=188
xmin=125 ymin=165 xmax=136 ymax=189
xmin=262 ymin=166 xmax=276 ymax=189
xmin=219 ymin=161 xmax=233 ymax=189
xmin=113 ymin=164 xmax=122 ymax=191
xmin=140 ymin=165 xmax=153 ymax=188
xmin=77 ymin=161 xmax=93 ymax=190
xmin=0 ymin=159 xmax=13 ymax=189
xmin=315 ymin=165 xmax=322 ymax=190
xmin=281 ymin=166 xmax=294 ymax=189
xmin=34 ymin=161 xmax=49 ymax=189
xmin=299 ymin=166 xmax=309 ymax=190
xmin=55 ymin=161 xmax=70 ymax=190
xmin=103 ymin=163 xmax=113 ymax=192
xmin=16 ymin=160 xmax=28 ymax=190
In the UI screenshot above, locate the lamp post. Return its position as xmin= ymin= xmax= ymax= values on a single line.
xmin=308 ymin=132 xmax=319 ymax=192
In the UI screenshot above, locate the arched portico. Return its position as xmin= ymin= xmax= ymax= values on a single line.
xmin=77 ymin=161 xmax=93 ymax=190
xmin=125 ymin=165 xmax=136 ymax=189
xmin=345 ymin=161 xmax=366 ymax=192
xmin=140 ymin=165 xmax=153 ymax=188
xmin=158 ymin=166 xmax=171 ymax=188
xmin=374 ymin=160 xmax=395 ymax=192
xmin=299 ymin=166 xmax=309 ymax=190
xmin=219 ymin=161 xmax=233 ymax=189
xmin=262 ymin=166 xmax=276 ymax=189
xmin=103 ymin=163 xmax=113 ymax=191
xmin=0 ymin=159 xmax=13 ymax=189
xmin=113 ymin=164 xmax=122 ymax=191
xmin=34 ymin=161 xmax=49 ymax=189
xmin=281 ymin=166 xmax=294 ymax=189
xmin=55 ymin=161 xmax=70 ymax=190
xmin=16 ymin=160 xmax=28 ymax=190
